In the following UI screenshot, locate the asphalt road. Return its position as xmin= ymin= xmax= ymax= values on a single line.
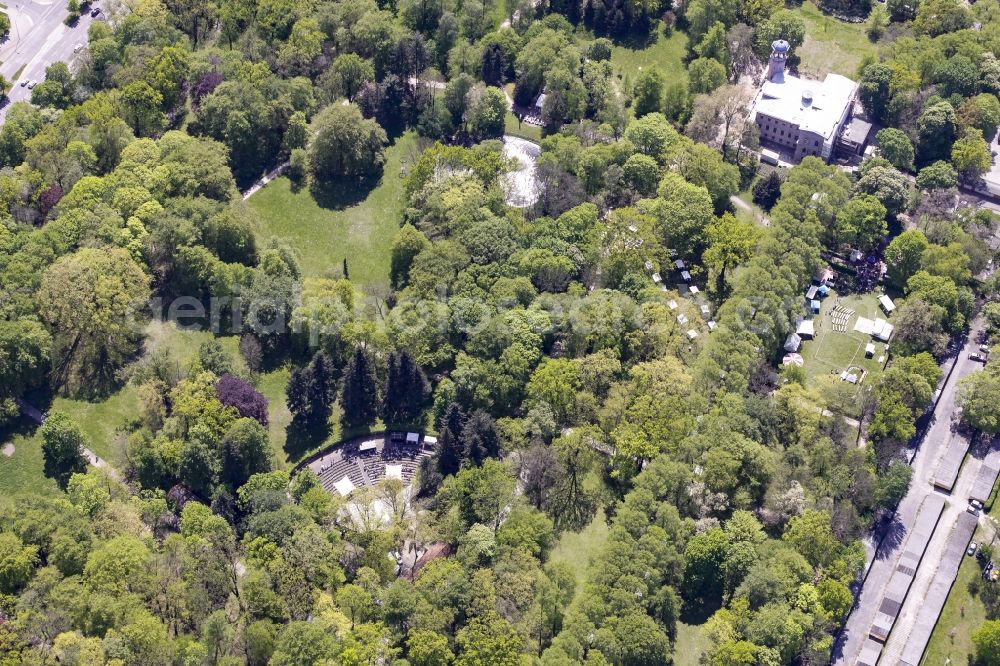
xmin=831 ymin=317 xmax=989 ymax=666
xmin=0 ymin=0 xmax=98 ymax=122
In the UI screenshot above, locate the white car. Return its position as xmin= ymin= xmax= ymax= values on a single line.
xmin=968 ymin=542 xmax=978 ymax=557
xmin=26 ymin=80 xmax=36 ymax=89
xmin=74 ymin=44 xmax=84 ymax=53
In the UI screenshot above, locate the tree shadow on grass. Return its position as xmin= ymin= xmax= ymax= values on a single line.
xmin=680 ymin=596 xmax=722 ymax=626
xmin=284 ymin=417 xmax=330 ymax=463
xmin=608 ymin=26 xmax=658 ymax=50
xmin=310 ymin=171 xmax=384 ymax=211
xmin=0 ymin=411 xmax=42 ymax=444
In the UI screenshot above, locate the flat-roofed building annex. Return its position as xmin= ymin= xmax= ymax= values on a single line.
xmin=750 ymin=39 xmax=861 ymax=163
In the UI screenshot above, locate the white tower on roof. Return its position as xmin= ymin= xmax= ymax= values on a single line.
xmin=767 ymin=39 xmax=790 ymax=82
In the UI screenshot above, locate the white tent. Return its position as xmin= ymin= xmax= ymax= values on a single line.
xmin=406 ymin=432 xmax=419 ymax=445
xmin=668 ymin=299 xmax=678 ymax=310
xmin=797 ymin=319 xmax=815 ymax=338
xmin=675 ymin=259 xmax=686 ymax=270
xmin=865 ymin=342 xmax=875 ymax=358
xmin=334 ymin=476 xmax=356 ymax=496
xmin=689 ymin=285 xmax=700 ymax=294
xmin=806 ymin=285 xmax=818 ymax=300
xmin=879 ymin=294 xmax=896 ymax=314
xmin=386 ymin=464 xmax=403 ymax=480
xmin=677 ymin=314 xmax=688 ymax=325
xmin=784 ymin=332 xmax=802 ymax=352
xmin=854 ymin=316 xmax=874 ymax=335
xmin=681 ymin=270 xmax=691 ymax=282
xmin=872 ymin=318 xmax=894 ymax=341
xmin=687 ymin=329 xmax=699 ymax=340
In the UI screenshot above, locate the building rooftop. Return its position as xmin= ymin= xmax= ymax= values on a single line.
xmin=754 ymin=71 xmax=857 ymax=141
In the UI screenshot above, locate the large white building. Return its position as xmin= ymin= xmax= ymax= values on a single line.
xmin=749 ymin=40 xmax=868 ymax=163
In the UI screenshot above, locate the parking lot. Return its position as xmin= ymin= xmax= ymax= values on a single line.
xmin=0 ymin=0 xmax=98 ymax=121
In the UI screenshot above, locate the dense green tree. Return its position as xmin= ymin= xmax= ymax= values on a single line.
xmin=886 ymin=230 xmax=930 ymax=288
xmin=461 ymin=410 xmax=501 ymax=465
xmin=916 ymin=101 xmax=958 ymax=167
xmin=683 ymin=528 xmax=730 ymax=602
xmin=916 ymin=160 xmax=959 ymax=190
xmin=974 ymin=620 xmax=1000 ymax=666
xmin=858 ymin=63 xmax=893 ymax=125
xmin=435 ymin=402 xmax=466 ymax=478
xmin=39 ymin=412 xmax=89 ymax=489
xmin=689 ymin=58 xmax=728 ymax=95
xmin=221 ymin=418 xmax=272 ymax=489
xmin=754 ymin=9 xmax=805 ymax=56
xmin=783 ymin=510 xmax=839 ymax=568
xmin=270 ymin=622 xmax=338 ymax=666
xmin=836 ymin=195 xmax=887 ymax=251
xmin=408 ymin=629 xmax=455 ymax=666
xmin=466 ymin=85 xmax=507 ymax=139
xmin=876 ymin=128 xmax=915 ymax=171
xmin=383 ymin=349 xmax=430 ymax=425
xmin=632 ymin=67 xmax=666 ymax=118
xmin=952 ymin=129 xmax=993 ymax=182
xmin=875 ymin=460 xmax=913 ymax=509
xmin=914 ymin=0 xmax=970 ymax=36
xmin=308 ymin=104 xmax=387 ymax=184
xmin=0 ymin=532 xmax=39 ymax=594
xmin=30 ymin=63 xmax=77 ymax=110
xmin=341 ymin=347 xmax=379 ymax=428
xmin=957 ymin=94 xmax=1000 ymax=139
xmin=854 ymin=164 xmax=910 ymax=216
xmin=958 ymin=365 xmax=1000 ymax=433
xmin=38 ymin=248 xmax=150 ymax=393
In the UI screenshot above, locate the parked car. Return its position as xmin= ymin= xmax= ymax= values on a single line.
xmin=968 ymin=503 xmax=981 ymax=516
xmin=969 ymin=542 xmax=979 ymax=556
xmin=91 ymin=7 xmax=101 ymax=16
xmin=19 ymin=80 xmax=27 ymax=87
xmin=972 ymin=499 xmax=984 ymax=511
xmin=970 ymin=352 xmax=986 ymax=362
xmin=980 ymin=344 xmax=991 ymax=354
xmin=26 ymin=80 xmax=37 ymax=89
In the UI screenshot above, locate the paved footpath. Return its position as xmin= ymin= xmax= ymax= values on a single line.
xmin=17 ymin=397 xmax=118 ymax=478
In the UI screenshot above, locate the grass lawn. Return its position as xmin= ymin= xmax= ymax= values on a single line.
xmin=505 ymin=111 xmax=542 ymax=143
xmin=795 ymin=1 xmax=878 ymax=79
xmin=48 ymin=320 xmax=222 ymax=466
xmin=0 ymin=321 xmax=299 ymax=496
xmin=257 ymin=366 xmax=294 ymax=468
xmin=801 ymin=290 xmax=887 ymax=390
xmin=922 ymin=487 xmax=1000 ymax=665
xmin=609 ymin=30 xmax=689 ymax=85
xmin=550 ymin=510 xmax=610 ymax=600
xmin=922 ymin=553 xmax=985 ymax=666
xmin=248 ymin=131 xmax=419 ymax=286
xmin=0 ymin=427 xmax=62 ymax=498
xmin=733 ymin=189 xmax=769 ymax=228
xmin=674 ymin=621 xmax=711 ymax=666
